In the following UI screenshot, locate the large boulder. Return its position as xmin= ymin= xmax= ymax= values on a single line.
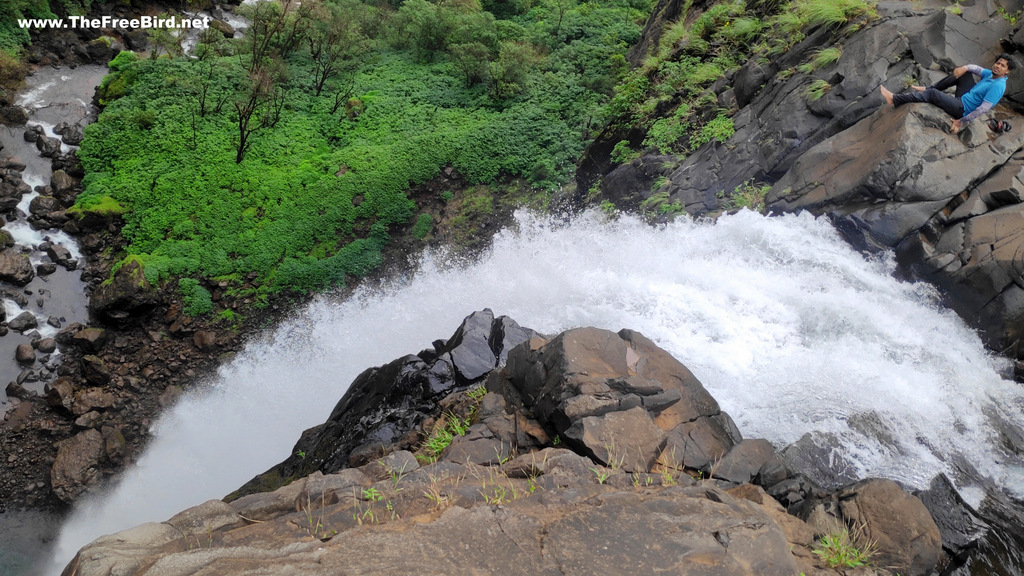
xmin=51 ymin=429 xmax=104 ymax=503
xmin=89 ymin=258 xmax=160 ymax=321
xmin=497 ymin=327 xmax=740 ymax=473
xmin=836 ymin=479 xmax=943 ymax=576
xmin=230 ymin=309 xmax=538 ymax=498
xmin=0 ymin=249 xmax=35 ymax=286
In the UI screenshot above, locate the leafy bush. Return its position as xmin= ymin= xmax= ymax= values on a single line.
xmin=610 ymin=139 xmax=639 ymax=164
xmin=0 ymin=0 xmax=54 ymax=53
xmin=690 ymin=113 xmax=734 ymax=149
xmin=411 ymin=213 xmax=433 ymax=238
xmin=179 ymin=278 xmax=213 ymax=316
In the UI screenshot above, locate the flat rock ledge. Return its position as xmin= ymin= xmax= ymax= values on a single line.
xmin=64 ymin=313 xmax=943 ymax=576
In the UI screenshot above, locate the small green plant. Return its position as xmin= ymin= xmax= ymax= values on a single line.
xmin=690 ymin=113 xmax=735 ymax=149
xmin=440 ymin=190 xmax=454 ymax=203
xmin=610 ymin=139 xmax=640 ymax=164
xmin=295 ymin=450 xmax=306 ymax=459
xmin=947 ymin=0 xmax=962 ymax=15
xmin=813 ymin=527 xmax=876 ymax=568
xmin=418 ymin=412 xmax=472 ymax=462
xmin=590 ymin=467 xmax=611 ymax=484
xmin=810 ymin=47 xmax=841 ymax=69
xmin=385 ymin=500 xmax=400 ymax=521
xmin=804 ymin=79 xmax=832 ymax=101
xmin=600 ymin=199 xmax=617 ymax=215
xmin=385 ymin=462 xmax=408 ymax=492
xmin=721 ymin=180 xmax=772 ymax=213
xmin=352 ymin=507 xmax=378 ymax=525
xmin=480 ymin=484 xmax=508 ymax=505
xmin=998 ymin=5 xmax=1021 ymax=25
xmin=652 ymin=175 xmax=670 ymax=191
xmin=552 ymin=435 xmax=561 ymax=446
xmin=640 ymin=191 xmax=686 ymax=218
xmin=467 ymin=385 xmax=487 ymax=402
xmin=411 ymin=213 xmax=433 ymax=239
xmin=362 ymin=487 xmax=384 ymax=502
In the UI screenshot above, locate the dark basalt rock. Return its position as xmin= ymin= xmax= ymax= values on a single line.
xmin=89 ymin=258 xmax=159 ymax=322
xmin=916 ymin=473 xmax=989 ymax=560
xmin=229 ymin=309 xmax=537 ymax=499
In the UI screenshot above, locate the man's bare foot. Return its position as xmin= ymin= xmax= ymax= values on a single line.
xmin=911 ymin=85 xmax=926 ymax=92
xmin=880 ymin=85 xmax=894 ymax=106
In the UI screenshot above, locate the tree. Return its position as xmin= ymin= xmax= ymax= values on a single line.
xmin=238 ymin=0 xmax=310 ymax=74
xmin=147 ymin=14 xmax=183 ymax=59
xmin=307 ymin=0 xmax=370 ymax=96
xmin=487 ymin=41 xmax=537 ymax=100
xmin=449 ymin=41 xmax=491 ymax=87
xmin=233 ymin=65 xmax=284 ymax=163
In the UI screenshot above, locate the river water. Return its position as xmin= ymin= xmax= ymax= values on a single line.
xmin=43 ymin=209 xmax=1024 ymax=574
xmin=0 ymin=65 xmax=105 ymax=403
xmin=0 ymin=65 xmax=105 ymax=576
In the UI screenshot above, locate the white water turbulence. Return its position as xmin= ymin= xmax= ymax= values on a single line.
xmin=50 ymin=209 xmax=1024 ymax=571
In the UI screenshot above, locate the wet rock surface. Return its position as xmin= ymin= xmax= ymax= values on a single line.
xmin=67 ymin=315 xmax=942 ymax=576
xmin=580 ymin=0 xmax=1024 ymax=359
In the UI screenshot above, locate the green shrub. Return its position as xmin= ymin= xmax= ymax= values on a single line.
xmin=179 ymin=278 xmax=213 ymax=316
xmin=610 ymin=139 xmax=639 ymax=164
xmin=412 ymin=213 xmax=433 ymax=238
xmin=690 ymin=113 xmax=734 ymax=149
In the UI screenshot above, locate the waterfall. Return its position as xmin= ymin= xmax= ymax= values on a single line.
xmin=47 ymin=209 xmax=1024 ymax=573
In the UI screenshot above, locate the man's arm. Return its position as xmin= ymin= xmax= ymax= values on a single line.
xmin=960 ymin=100 xmax=994 ymax=124
xmin=954 ymin=64 xmax=985 ymax=77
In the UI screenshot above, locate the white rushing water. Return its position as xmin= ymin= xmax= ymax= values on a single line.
xmin=48 ymin=209 xmax=1024 ymax=572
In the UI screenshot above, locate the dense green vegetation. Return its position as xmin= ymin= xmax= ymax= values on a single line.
xmin=607 ymin=0 xmax=876 ymax=160
xmin=76 ymin=0 xmax=652 ymax=305
xmin=0 ymin=0 xmax=52 ymax=54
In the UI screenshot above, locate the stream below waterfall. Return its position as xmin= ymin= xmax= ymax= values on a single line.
xmin=36 ymin=209 xmax=1024 ymax=576
xmin=0 ymin=65 xmax=106 ymax=576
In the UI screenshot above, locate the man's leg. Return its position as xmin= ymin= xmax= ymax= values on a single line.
xmin=891 ymin=88 xmax=964 ymax=118
xmin=926 ymin=72 xmax=977 ymax=97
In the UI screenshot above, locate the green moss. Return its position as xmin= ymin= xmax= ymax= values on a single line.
xmin=68 ymin=195 xmax=126 ymax=219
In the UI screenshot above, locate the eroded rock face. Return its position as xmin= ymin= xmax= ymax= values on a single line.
xmin=65 ymin=458 xmax=805 ymax=576
xmin=581 ymin=0 xmax=1024 ymax=355
xmin=765 ymin=102 xmax=1024 ymax=350
xmin=497 ymin=327 xmax=739 ymax=473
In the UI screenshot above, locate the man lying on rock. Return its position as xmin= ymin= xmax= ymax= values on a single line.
xmin=880 ymin=53 xmax=1014 ymax=134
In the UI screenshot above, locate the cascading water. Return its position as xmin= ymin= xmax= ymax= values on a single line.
xmin=46 ymin=209 xmax=1024 ymax=573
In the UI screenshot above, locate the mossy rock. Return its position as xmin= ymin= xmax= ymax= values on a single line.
xmin=68 ymin=195 xmax=125 ymax=230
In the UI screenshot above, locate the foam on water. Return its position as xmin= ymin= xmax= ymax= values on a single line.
xmin=47 ymin=210 xmax=1024 ymax=572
